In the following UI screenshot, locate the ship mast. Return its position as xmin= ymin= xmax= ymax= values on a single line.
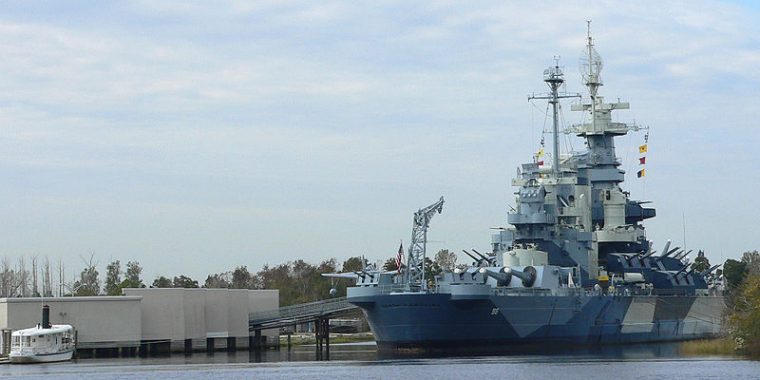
xmin=584 ymin=20 xmax=602 ymax=132
xmin=529 ymin=58 xmax=579 ymax=178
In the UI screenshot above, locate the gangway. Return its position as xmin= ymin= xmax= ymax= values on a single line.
xmin=248 ymin=297 xmax=359 ymax=360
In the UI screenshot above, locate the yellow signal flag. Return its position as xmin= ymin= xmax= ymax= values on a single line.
xmin=639 ymin=144 xmax=648 ymax=154
xmin=637 ymin=169 xmax=645 ymax=178
xmin=536 ymin=147 xmax=544 ymax=157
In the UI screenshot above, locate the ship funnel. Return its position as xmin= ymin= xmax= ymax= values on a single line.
xmin=42 ymin=304 xmax=51 ymax=329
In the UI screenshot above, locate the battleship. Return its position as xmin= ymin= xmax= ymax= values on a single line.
xmin=336 ymin=26 xmax=725 ymax=353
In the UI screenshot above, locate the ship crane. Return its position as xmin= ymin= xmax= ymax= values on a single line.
xmin=404 ymin=196 xmax=444 ymax=290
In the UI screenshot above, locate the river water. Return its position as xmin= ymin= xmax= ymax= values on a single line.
xmin=2 ymin=342 xmax=759 ymax=379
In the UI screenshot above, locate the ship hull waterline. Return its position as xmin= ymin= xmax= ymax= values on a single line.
xmin=350 ymin=292 xmax=725 ymax=354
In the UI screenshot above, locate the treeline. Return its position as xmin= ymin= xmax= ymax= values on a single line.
xmin=0 ymin=249 xmax=459 ymax=306
xmin=80 ymin=257 xmax=371 ymax=306
xmin=0 ymin=256 xmax=57 ymax=298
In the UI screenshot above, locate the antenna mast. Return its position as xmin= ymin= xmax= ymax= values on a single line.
xmin=529 ymin=58 xmax=580 ymax=178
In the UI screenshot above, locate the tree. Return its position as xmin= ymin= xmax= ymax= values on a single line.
xmin=31 ymin=256 xmax=39 ymax=297
xmin=42 ymin=257 xmax=53 ymax=297
xmin=122 ymin=261 xmax=145 ymax=288
xmin=342 ymin=256 xmax=364 ymax=272
xmin=728 ymin=272 xmax=760 ymax=355
xmin=204 ymin=272 xmax=231 ymax=288
xmin=382 ymin=256 xmax=439 ymax=284
xmin=231 ymin=266 xmax=254 ymax=289
xmin=1 ymin=257 xmax=13 ymax=297
xmin=17 ymin=257 xmax=29 ymax=297
xmin=256 ymin=263 xmax=289 ymax=293
xmin=383 ymin=257 xmax=401 ymax=272
xmin=690 ymin=250 xmax=710 ymax=273
xmin=434 ymin=249 xmax=457 ymax=272
xmin=253 ymin=260 xmax=339 ymax=306
xmin=152 ymin=276 xmax=172 ymax=288
xmin=724 ymin=259 xmax=748 ymax=289
xmin=291 ymin=259 xmax=318 ymax=303
xmin=742 ymin=250 xmax=760 ymax=276
xmin=73 ymin=255 xmax=100 ymax=296
xmin=172 ymin=275 xmax=199 ymax=288
xmin=105 ymin=260 xmax=122 ymax=295
xmin=424 ymin=256 xmax=441 ymax=284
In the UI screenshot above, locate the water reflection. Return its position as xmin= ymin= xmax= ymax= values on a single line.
xmin=2 ymin=341 xmax=757 ymax=380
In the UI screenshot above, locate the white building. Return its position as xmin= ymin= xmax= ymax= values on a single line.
xmin=0 ymin=288 xmax=279 ymax=356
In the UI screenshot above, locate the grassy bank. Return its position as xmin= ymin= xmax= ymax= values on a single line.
xmin=279 ymin=332 xmax=375 ymax=346
xmin=679 ymin=338 xmax=736 ymax=356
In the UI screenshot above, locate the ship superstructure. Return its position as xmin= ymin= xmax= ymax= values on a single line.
xmin=337 ymin=26 xmax=724 ymax=353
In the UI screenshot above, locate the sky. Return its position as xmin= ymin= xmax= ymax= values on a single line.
xmin=0 ymin=1 xmax=758 ymax=284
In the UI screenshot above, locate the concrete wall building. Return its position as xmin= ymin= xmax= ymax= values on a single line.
xmin=0 ymin=288 xmax=279 ymax=356
xmin=0 ymin=296 xmax=142 ymax=351
xmin=123 ymin=288 xmax=279 ymax=352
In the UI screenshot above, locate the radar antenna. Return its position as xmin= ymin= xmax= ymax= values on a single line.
xmin=404 ymin=196 xmax=444 ymax=290
xmin=579 ymin=20 xmax=603 ymax=98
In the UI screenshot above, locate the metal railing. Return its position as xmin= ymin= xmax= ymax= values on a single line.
xmin=249 ymin=297 xmax=357 ymax=330
xmin=352 ymin=284 xmax=437 ymax=295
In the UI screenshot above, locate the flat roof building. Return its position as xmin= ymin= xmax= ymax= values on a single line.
xmin=0 ymin=288 xmax=279 ymax=356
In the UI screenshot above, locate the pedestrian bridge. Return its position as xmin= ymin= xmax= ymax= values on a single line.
xmin=248 ymin=296 xmax=358 ymax=331
xmin=248 ymin=296 xmax=360 ymax=360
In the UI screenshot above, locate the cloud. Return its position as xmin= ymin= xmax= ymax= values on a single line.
xmin=0 ymin=1 xmax=757 ymax=281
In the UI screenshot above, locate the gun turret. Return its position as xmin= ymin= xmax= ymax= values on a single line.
xmin=478 ymin=267 xmax=513 ymax=286
xmin=472 ymin=249 xmax=495 ymax=266
xmin=506 ymin=266 xmax=537 ymax=287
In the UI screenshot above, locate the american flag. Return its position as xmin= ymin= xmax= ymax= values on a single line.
xmin=396 ymin=242 xmax=404 ymax=273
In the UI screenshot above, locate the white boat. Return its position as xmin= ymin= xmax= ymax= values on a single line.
xmin=9 ymin=305 xmax=75 ymax=364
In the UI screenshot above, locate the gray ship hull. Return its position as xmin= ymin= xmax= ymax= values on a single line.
xmin=350 ymin=293 xmax=724 ymax=353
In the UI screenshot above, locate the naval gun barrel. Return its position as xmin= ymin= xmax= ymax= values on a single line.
xmin=355 ymin=270 xmax=375 ymax=280
xmin=675 ymin=265 xmax=689 ymax=276
xmin=462 ymin=250 xmax=484 ymax=265
xmin=700 ymin=264 xmax=722 ymax=277
xmin=657 ymin=240 xmax=672 ymax=259
xmin=654 ymin=246 xmax=680 ymax=261
xmin=675 ymin=249 xmax=692 ymax=261
xmin=471 ymin=249 xmax=493 ymax=265
xmin=702 ymin=264 xmax=723 ymax=276
xmin=644 ymin=240 xmax=672 ymax=260
xmin=663 ymin=247 xmax=681 ymax=258
xmin=506 ymin=266 xmax=537 ymax=287
xmin=478 ymin=267 xmax=513 ymax=285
